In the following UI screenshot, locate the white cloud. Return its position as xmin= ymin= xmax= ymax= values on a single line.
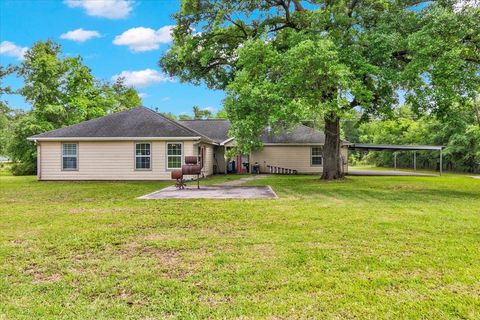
xmin=0 ymin=41 xmax=28 ymax=60
xmin=111 ymin=69 xmax=174 ymax=87
xmin=64 ymin=0 xmax=133 ymax=19
xmin=113 ymin=26 xmax=173 ymax=52
xmin=138 ymin=93 xmax=148 ymax=98
xmin=60 ymin=28 xmax=101 ymax=42
xmin=204 ymin=106 xmax=216 ymax=112
xmin=160 ymin=97 xmax=170 ymax=102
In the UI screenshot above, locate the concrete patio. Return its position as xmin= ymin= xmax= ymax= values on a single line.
xmin=138 ymin=185 xmax=278 ymax=200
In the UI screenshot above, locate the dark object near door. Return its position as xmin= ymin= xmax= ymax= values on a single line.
xmin=252 ymin=162 xmax=260 ymax=174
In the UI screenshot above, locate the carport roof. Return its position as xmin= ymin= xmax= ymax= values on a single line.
xmin=350 ymin=143 xmax=444 ymax=151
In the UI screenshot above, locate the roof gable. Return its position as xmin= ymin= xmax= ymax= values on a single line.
xmin=178 ymin=119 xmax=230 ymax=143
xmin=30 ymin=107 xmax=202 ymax=139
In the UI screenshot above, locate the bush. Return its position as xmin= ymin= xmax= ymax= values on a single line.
xmin=10 ymin=162 xmax=36 ymax=176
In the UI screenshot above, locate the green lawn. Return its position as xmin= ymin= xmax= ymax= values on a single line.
xmin=1 ymin=174 xmax=479 ymax=319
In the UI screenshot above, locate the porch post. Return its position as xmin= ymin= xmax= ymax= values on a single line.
xmin=224 ymin=146 xmax=228 ymax=174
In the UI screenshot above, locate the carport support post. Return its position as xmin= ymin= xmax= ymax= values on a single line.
xmin=394 ymin=152 xmax=397 ymax=170
xmin=414 ymin=151 xmax=416 ymax=171
xmin=440 ymin=149 xmax=443 ymax=176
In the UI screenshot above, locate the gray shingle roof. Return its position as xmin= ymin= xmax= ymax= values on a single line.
xmin=260 ymin=125 xmax=327 ymax=144
xmin=178 ymin=119 xmax=231 ymax=143
xmin=29 ymin=107 xmax=202 ymax=139
xmin=29 ymin=106 xmax=347 ymax=145
xmin=180 ymin=120 xmax=341 ymax=144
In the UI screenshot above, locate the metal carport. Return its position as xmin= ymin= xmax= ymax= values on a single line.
xmin=349 ymin=144 xmax=445 ymax=175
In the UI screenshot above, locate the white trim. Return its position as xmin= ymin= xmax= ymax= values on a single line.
xmin=263 ymin=143 xmax=351 ymax=146
xmin=263 ymin=143 xmax=325 ymax=146
xmin=166 ymin=141 xmax=183 ymax=170
xmin=134 ymin=142 xmax=152 ymax=171
xmin=220 ymin=137 xmax=235 ymax=146
xmin=28 ymin=136 xmax=203 ymax=141
xmin=61 ymin=142 xmax=78 ymax=171
xmin=37 ymin=142 xmax=41 ymax=180
xmin=220 ymin=139 xmax=351 ymax=147
xmin=310 ymin=146 xmax=323 ymax=166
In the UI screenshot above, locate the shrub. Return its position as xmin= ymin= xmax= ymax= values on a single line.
xmin=10 ymin=162 xmax=36 ymax=176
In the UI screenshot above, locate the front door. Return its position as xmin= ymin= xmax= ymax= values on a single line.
xmin=236 ymin=154 xmax=249 ymax=173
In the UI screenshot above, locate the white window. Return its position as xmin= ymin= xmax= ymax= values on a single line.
xmin=167 ymin=143 xmax=182 ymax=169
xmin=62 ymin=143 xmax=78 ymax=170
xmin=135 ymin=143 xmax=151 ymax=170
xmin=311 ymin=147 xmax=323 ymax=166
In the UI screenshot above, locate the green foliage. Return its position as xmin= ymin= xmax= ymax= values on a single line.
xmin=355 ymin=105 xmax=480 ymax=173
xmin=225 ymin=36 xmax=352 ymax=153
xmin=160 ymin=112 xmax=178 ymax=120
xmin=10 ymin=161 xmax=37 ymax=176
xmin=3 ymin=40 xmax=141 ymax=175
xmin=178 ymin=113 xmax=193 ymax=120
xmin=192 ymin=105 xmax=212 ymax=119
xmin=0 ymin=65 xmax=17 ymax=155
xmin=214 ymin=108 xmax=228 ymax=119
xmin=161 ymin=1 xmax=478 ymax=178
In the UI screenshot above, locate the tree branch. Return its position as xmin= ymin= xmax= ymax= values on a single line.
xmin=348 ymin=0 xmax=359 ymax=18
xmin=292 ymin=0 xmax=305 ymax=12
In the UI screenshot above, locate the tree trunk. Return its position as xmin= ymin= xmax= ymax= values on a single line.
xmin=475 ymin=105 xmax=480 ymax=127
xmin=321 ymin=113 xmax=344 ymax=180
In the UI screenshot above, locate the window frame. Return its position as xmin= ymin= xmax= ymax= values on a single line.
xmin=166 ymin=142 xmax=183 ymax=170
xmin=134 ymin=142 xmax=152 ymax=171
xmin=61 ymin=142 xmax=78 ymax=171
xmin=310 ymin=146 xmax=323 ymax=166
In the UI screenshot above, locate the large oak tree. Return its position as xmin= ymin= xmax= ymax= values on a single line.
xmin=161 ymin=0 xmax=479 ymax=179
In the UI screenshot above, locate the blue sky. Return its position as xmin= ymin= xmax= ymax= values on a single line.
xmin=0 ymin=0 xmax=225 ymax=116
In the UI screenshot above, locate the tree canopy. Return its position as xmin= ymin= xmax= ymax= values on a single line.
xmin=161 ymin=0 xmax=479 ymax=179
xmin=2 ymin=40 xmax=141 ymax=175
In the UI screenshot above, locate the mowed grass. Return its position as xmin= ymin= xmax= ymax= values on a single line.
xmin=0 ymin=174 xmax=479 ymax=319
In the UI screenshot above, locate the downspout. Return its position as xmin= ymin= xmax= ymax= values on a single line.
xmin=35 ymin=140 xmax=41 ymax=180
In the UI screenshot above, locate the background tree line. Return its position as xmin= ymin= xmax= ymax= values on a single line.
xmin=161 ymin=105 xmax=228 ymax=120
xmin=344 ymin=98 xmax=480 ymax=173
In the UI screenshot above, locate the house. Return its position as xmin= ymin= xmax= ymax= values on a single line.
xmin=0 ymin=156 xmax=11 ymax=163
xmin=28 ymin=107 xmax=349 ymax=180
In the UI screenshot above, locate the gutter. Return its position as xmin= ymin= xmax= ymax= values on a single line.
xmin=32 ymin=139 xmax=41 ymax=180
xmin=27 ymin=136 xmax=205 ymax=142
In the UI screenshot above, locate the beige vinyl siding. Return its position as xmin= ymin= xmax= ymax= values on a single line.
xmin=39 ymin=140 xmax=195 ymax=180
xmin=213 ymin=146 xmax=226 ymax=174
xmin=196 ymin=143 xmax=214 ymax=177
xmin=250 ymin=145 xmax=349 ymax=174
xmin=203 ymin=144 xmax=214 ymax=176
